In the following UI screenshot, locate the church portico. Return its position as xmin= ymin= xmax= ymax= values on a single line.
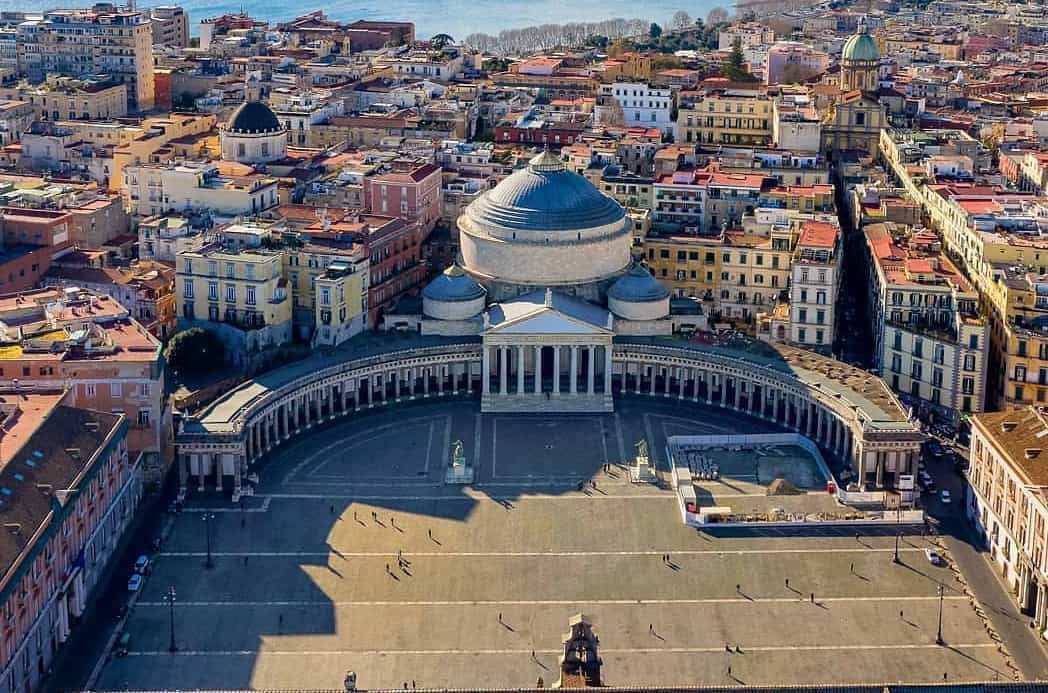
xmin=481 ymin=289 xmax=614 ymax=413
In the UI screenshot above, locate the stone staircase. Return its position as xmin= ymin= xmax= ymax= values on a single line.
xmin=481 ymin=392 xmax=613 ymax=413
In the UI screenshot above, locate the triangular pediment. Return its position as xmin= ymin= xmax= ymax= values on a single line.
xmin=487 ymin=307 xmax=609 ymax=335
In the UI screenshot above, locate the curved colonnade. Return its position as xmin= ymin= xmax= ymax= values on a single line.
xmin=176 ymin=340 xmax=923 ymax=499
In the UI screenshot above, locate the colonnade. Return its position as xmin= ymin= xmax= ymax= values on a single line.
xmin=177 ymin=342 xmax=922 ymax=496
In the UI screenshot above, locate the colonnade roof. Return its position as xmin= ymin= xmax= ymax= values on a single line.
xmin=178 ymin=332 xmax=913 ymax=439
xmin=181 ymin=333 xmax=481 ymax=436
xmin=618 ymin=336 xmax=911 ymax=430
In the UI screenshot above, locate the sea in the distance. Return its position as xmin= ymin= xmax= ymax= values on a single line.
xmin=19 ymin=0 xmax=729 ymax=44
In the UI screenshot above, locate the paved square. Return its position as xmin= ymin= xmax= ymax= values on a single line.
xmin=96 ymin=400 xmax=1013 ymax=690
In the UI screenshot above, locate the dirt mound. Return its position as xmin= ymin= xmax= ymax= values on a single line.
xmin=766 ymin=477 xmax=804 ymax=496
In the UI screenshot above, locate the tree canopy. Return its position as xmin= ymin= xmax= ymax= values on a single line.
xmin=164 ymin=328 xmax=226 ymax=375
xmin=649 ymin=23 xmax=663 ymax=39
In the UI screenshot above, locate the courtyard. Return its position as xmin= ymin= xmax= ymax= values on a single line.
xmin=96 ymin=399 xmax=1013 ymax=690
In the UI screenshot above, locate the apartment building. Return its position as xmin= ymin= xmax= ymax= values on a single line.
xmin=16 ymin=4 xmax=155 ymax=111
xmin=0 ymin=77 xmax=127 ymax=122
xmin=123 ymin=163 xmax=279 ymax=218
xmin=0 ymin=390 xmax=140 ymax=693
xmin=643 ymin=224 xmax=794 ymax=322
xmin=361 ymin=161 xmax=442 ymax=237
xmin=864 ymin=222 xmax=987 ymax=421
xmin=43 ymin=260 xmax=176 ymax=339
xmin=0 ymin=286 xmax=167 ymax=460
xmin=652 ymin=168 xmax=710 ymax=234
xmin=0 ymin=100 xmax=32 ymax=146
xmin=785 ymin=220 xmax=840 ymax=352
xmin=966 ymin=407 xmax=1048 ymax=635
xmin=596 ymin=81 xmax=674 ymax=138
xmin=881 ymin=128 xmax=1046 ymax=408
xmin=176 ymin=242 xmax=293 ymax=358
xmin=151 ymin=5 xmax=189 ymax=47
xmin=676 ymin=84 xmax=772 ymax=147
xmin=280 ymin=221 xmax=369 ymax=344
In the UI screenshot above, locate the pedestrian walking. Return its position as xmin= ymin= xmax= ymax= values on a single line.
xmin=728 ymin=665 xmax=732 ymax=676
xmin=397 ymin=549 xmax=402 ymax=563
xmin=900 ymin=609 xmax=904 ymax=620
xmin=785 ymin=578 xmax=789 ymax=588
xmin=372 ymin=510 xmax=377 ymax=521
xmin=850 ymin=562 xmax=854 ymax=573
xmin=279 ymin=613 xmax=283 ymax=626
xmin=736 ymin=583 xmax=741 ymax=593
xmin=386 ymin=562 xmax=390 ymax=574
xmin=810 ymin=592 xmax=814 ymax=603
xmin=531 ymin=650 xmax=535 ymax=660
xmin=428 ymin=528 xmax=432 ymax=539
xmin=243 ymin=555 xmax=248 ymax=566
xmin=330 ymin=504 xmax=335 ymax=514
xmin=390 ymin=516 xmax=395 ymax=527
xmin=241 ymin=517 xmax=246 ymax=528
xmin=649 ymin=623 xmax=653 ymax=634
xmin=498 ymin=612 xmax=503 ymax=623
xmin=354 ymin=511 xmax=358 ymax=522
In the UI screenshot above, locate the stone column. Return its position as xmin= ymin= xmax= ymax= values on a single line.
xmin=438 ymin=365 xmax=444 ymax=395
xmin=534 ymin=345 xmax=543 ymax=394
xmin=517 ymin=345 xmax=525 ymax=394
xmin=604 ymin=346 xmax=613 ymax=396
xmin=706 ymin=373 xmax=714 ymax=405
xmin=664 ymin=366 xmax=672 ymax=396
xmin=587 ymin=347 xmax=596 ymax=395
xmin=482 ymin=346 xmax=491 ymax=395
xmin=214 ymin=453 xmax=223 ymax=492
xmin=197 ymin=453 xmax=206 ymax=491
xmin=636 ymin=362 xmax=644 ymax=395
xmin=327 ymin=386 xmax=334 ymax=419
xmin=570 ymin=346 xmax=579 ymax=394
xmin=553 ymin=346 xmax=561 ymax=394
xmin=649 ymin=362 xmax=657 ymax=395
xmin=178 ymin=452 xmax=189 ymax=492
xmin=499 ymin=346 xmax=508 ymax=394
xmin=234 ymin=455 xmax=243 ymax=495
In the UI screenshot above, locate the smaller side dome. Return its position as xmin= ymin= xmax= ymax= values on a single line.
xmin=607 ymin=263 xmax=670 ymax=322
xmin=422 ymin=264 xmax=487 ymax=321
xmin=608 ymin=263 xmax=671 ymax=303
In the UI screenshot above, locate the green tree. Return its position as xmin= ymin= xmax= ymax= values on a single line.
xmin=649 ymin=23 xmax=663 ymax=40
xmin=430 ymin=33 xmax=454 ymax=49
xmin=724 ymin=36 xmax=758 ymax=82
xmin=164 ymin=328 xmax=226 ymax=375
xmin=584 ymin=34 xmax=609 ymax=49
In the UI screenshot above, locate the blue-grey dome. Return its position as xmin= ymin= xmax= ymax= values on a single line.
xmin=608 ymin=263 xmax=670 ymax=303
xmin=422 ymin=265 xmax=486 ymax=302
xmin=465 ymin=151 xmax=626 ymax=232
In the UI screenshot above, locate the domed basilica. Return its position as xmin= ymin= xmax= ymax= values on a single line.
xmin=392 ymin=149 xmax=693 ymax=412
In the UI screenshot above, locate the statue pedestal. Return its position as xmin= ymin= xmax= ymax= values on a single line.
xmin=631 ymin=454 xmax=656 ymax=483
xmin=445 ymin=452 xmax=474 ymax=485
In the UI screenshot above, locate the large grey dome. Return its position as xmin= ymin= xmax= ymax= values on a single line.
xmin=465 ymin=151 xmax=626 ymax=232
xmin=227 ymin=100 xmax=282 ymax=133
xmin=423 ymin=265 xmax=486 ymax=302
xmin=608 ymin=263 xmax=670 ymax=303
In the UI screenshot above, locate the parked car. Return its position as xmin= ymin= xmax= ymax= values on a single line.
xmin=127 ymin=574 xmax=143 ymax=592
xmin=940 ymin=489 xmax=952 ymax=504
xmin=133 ymin=555 xmax=149 ymax=574
xmin=925 ymin=548 xmax=943 ymax=565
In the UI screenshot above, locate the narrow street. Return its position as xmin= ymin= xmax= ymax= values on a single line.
xmin=921 ymin=446 xmax=1048 ymax=680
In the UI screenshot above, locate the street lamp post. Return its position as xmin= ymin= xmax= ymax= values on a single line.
xmin=893 ymin=531 xmax=901 ymax=564
xmin=936 ymin=583 xmax=945 ymax=645
xmin=166 ymin=586 xmax=177 ymax=653
xmin=203 ymin=512 xmax=215 ymax=569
